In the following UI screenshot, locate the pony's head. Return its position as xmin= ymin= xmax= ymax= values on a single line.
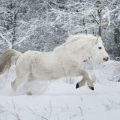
xmin=91 ymin=37 xmax=109 ymax=62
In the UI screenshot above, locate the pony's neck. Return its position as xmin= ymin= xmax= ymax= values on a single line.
xmin=66 ymin=41 xmax=92 ymax=63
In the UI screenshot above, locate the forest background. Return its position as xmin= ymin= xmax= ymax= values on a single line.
xmin=0 ymin=0 xmax=120 ymax=60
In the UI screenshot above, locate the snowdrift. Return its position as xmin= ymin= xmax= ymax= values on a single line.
xmin=0 ymin=59 xmax=120 ymax=120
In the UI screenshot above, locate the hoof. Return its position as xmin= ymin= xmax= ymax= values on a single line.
xmin=76 ymin=83 xmax=79 ymax=89
xmin=89 ymin=86 xmax=94 ymax=90
xmin=26 ymin=92 xmax=32 ymax=95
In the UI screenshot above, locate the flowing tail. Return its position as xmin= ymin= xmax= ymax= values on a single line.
xmin=0 ymin=49 xmax=22 ymax=74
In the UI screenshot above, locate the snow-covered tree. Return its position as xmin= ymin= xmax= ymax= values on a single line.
xmin=0 ymin=0 xmax=120 ymax=59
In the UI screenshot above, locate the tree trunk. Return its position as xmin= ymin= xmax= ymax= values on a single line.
xmin=11 ymin=1 xmax=18 ymax=49
xmin=99 ymin=26 xmax=101 ymax=37
xmin=12 ymin=11 xmax=17 ymax=49
xmin=98 ymin=10 xmax=101 ymax=37
xmin=114 ymin=28 xmax=120 ymax=57
xmin=83 ymin=18 xmax=87 ymax=34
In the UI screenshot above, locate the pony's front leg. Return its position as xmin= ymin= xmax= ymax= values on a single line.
xmin=76 ymin=69 xmax=94 ymax=90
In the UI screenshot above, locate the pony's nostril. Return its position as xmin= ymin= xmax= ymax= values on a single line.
xmin=103 ymin=58 xmax=108 ymax=61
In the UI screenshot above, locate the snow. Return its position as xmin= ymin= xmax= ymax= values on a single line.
xmin=0 ymin=59 xmax=120 ymax=120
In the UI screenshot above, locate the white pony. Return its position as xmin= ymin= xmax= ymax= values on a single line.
xmin=0 ymin=34 xmax=109 ymax=91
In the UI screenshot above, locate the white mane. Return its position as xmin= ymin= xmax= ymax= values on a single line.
xmin=53 ymin=34 xmax=102 ymax=53
xmin=66 ymin=34 xmax=101 ymax=44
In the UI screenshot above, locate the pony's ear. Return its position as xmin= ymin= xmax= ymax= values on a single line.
xmin=95 ymin=36 xmax=100 ymax=44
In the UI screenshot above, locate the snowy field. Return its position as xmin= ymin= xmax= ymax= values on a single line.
xmin=0 ymin=58 xmax=120 ymax=120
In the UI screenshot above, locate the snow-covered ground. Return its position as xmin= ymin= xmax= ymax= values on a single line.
xmin=0 ymin=58 xmax=120 ymax=120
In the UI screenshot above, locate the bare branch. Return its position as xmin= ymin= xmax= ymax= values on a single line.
xmin=0 ymin=33 xmax=12 ymax=49
xmin=91 ymin=13 xmax=99 ymax=24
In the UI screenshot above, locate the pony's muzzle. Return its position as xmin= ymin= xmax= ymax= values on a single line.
xmin=103 ymin=57 xmax=109 ymax=62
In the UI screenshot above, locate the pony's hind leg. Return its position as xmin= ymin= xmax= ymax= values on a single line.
xmin=11 ymin=71 xmax=30 ymax=91
xmin=76 ymin=69 xmax=94 ymax=90
xmin=11 ymin=78 xmax=21 ymax=91
xmin=76 ymin=77 xmax=86 ymax=88
xmin=11 ymin=56 xmax=31 ymax=91
xmin=24 ymin=73 xmax=35 ymax=95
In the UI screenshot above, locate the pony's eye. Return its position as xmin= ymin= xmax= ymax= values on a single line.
xmin=98 ymin=47 xmax=102 ymax=49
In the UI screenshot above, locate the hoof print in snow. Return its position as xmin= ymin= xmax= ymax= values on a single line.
xmin=89 ymin=86 xmax=94 ymax=90
xmin=76 ymin=83 xmax=79 ymax=89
